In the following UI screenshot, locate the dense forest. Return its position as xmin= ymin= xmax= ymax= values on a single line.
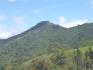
xmin=0 ymin=21 xmax=93 ymax=70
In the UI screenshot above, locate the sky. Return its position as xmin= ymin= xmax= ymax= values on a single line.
xmin=0 ymin=0 xmax=93 ymax=39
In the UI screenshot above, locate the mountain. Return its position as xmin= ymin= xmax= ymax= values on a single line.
xmin=0 ymin=21 xmax=70 ymax=62
xmin=69 ymin=23 xmax=93 ymax=47
xmin=0 ymin=21 xmax=93 ymax=69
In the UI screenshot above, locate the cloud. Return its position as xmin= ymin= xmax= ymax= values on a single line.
xmin=57 ymin=16 xmax=88 ymax=28
xmin=0 ymin=32 xmax=12 ymax=39
xmin=0 ymin=16 xmax=26 ymax=39
xmin=0 ymin=24 xmax=11 ymax=39
xmin=0 ymin=15 xmax=7 ymax=21
xmin=0 ymin=26 xmax=26 ymax=39
xmin=13 ymin=16 xmax=25 ymax=25
xmin=8 ymin=0 xmax=16 ymax=2
xmin=0 ymin=25 xmax=25 ymax=39
xmin=59 ymin=16 xmax=66 ymax=23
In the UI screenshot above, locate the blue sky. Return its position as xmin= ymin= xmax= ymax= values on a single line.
xmin=0 ymin=0 xmax=93 ymax=39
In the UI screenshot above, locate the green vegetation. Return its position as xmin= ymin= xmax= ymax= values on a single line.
xmin=0 ymin=21 xmax=93 ymax=70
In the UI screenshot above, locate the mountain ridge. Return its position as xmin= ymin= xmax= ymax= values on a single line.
xmin=0 ymin=21 xmax=93 ymax=69
xmin=0 ymin=21 xmax=93 ymax=46
xmin=0 ymin=21 xmax=92 ymax=40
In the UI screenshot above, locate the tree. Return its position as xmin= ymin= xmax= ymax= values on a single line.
xmin=51 ymin=49 xmax=67 ymax=70
xmin=73 ymin=48 xmax=84 ymax=70
xmin=30 ymin=59 xmax=49 ymax=70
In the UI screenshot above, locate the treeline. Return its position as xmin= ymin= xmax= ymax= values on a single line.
xmin=1 ymin=47 xmax=93 ymax=70
xmin=51 ymin=47 xmax=93 ymax=70
xmin=25 ymin=47 xmax=93 ymax=70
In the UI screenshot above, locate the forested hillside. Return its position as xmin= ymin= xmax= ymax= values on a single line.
xmin=0 ymin=21 xmax=93 ymax=70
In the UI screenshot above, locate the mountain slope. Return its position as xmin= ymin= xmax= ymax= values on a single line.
xmin=69 ymin=23 xmax=93 ymax=47
xmin=0 ymin=21 xmax=70 ymax=67
xmin=0 ymin=21 xmax=93 ymax=69
xmin=0 ymin=21 xmax=71 ymax=62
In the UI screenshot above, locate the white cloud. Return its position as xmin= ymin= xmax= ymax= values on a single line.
xmin=0 ymin=25 xmax=12 ymax=39
xmin=57 ymin=16 xmax=88 ymax=28
xmin=0 ymin=16 xmax=26 ymax=39
xmin=59 ymin=16 xmax=66 ymax=23
xmin=13 ymin=16 xmax=25 ymax=25
xmin=8 ymin=0 xmax=16 ymax=2
xmin=0 ymin=32 xmax=12 ymax=39
xmin=0 ymin=25 xmax=26 ymax=39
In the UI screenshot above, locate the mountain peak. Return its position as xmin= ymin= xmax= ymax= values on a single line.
xmin=37 ymin=21 xmax=53 ymax=25
xmin=31 ymin=21 xmax=54 ymax=30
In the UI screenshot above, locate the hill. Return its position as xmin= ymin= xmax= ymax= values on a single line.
xmin=0 ymin=21 xmax=93 ymax=70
